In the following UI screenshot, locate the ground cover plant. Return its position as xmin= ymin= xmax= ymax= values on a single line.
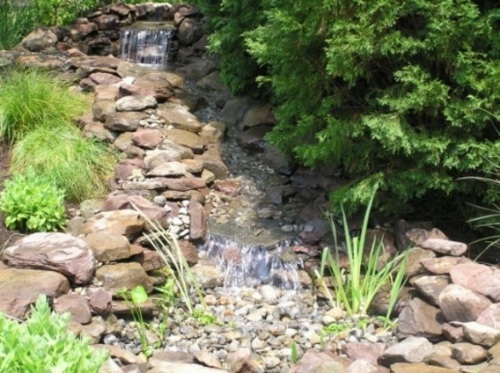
xmin=196 ymin=0 xmax=500 ymax=218
xmin=0 ymin=295 xmax=108 ymax=372
xmin=0 ymin=170 xmax=67 ymax=233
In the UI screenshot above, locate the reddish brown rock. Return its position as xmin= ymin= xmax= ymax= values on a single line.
xmin=189 ymin=200 xmax=206 ymax=240
xmin=131 ymin=249 xmax=166 ymax=272
xmin=178 ymin=240 xmax=199 ymax=266
xmin=84 ymin=232 xmax=131 ymax=262
xmin=451 ymin=342 xmax=488 ymax=364
xmin=89 ymin=72 xmax=121 ymax=85
xmin=419 ymin=238 xmax=467 ymax=256
xmin=450 ymin=262 xmax=500 ymax=302
xmin=88 ymin=287 xmax=113 ymax=315
xmin=81 ymin=209 xmax=145 ymax=241
xmin=405 ymin=247 xmax=436 ymax=278
xmin=164 ymin=128 xmax=205 ymax=154
xmin=54 ymin=294 xmax=92 ymax=324
xmin=342 ymin=342 xmax=387 ymax=366
xmin=477 ymin=304 xmax=500 ymax=329
xmin=163 ymin=177 xmax=206 ymax=191
xmin=378 ymin=336 xmax=433 ymax=366
xmin=389 ymin=363 xmax=457 ymax=373
xmin=439 ymin=284 xmax=492 ymax=322
xmin=412 ymin=275 xmax=450 ymax=306
xmin=105 ymin=111 xmax=148 ymax=132
xmin=420 ymin=256 xmax=471 ymax=275
xmin=132 ymin=128 xmax=165 ymax=149
xmin=405 ymin=227 xmax=448 ymax=247
xmin=441 ymin=323 xmax=465 ymax=342
xmin=2 ymin=233 xmax=95 ymax=285
xmin=0 ymin=268 xmax=70 ymax=319
xmin=96 ymin=262 xmax=153 ymax=296
xmin=398 ymin=297 xmax=443 ymax=338
xmin=214 ymin=179 xmax=241 ymax=196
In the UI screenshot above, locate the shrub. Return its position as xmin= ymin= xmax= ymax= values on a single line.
xmin=0 ymin=68 xmax=89 ymax=143
xmin=201 ymin=0 xmax=500 ymax=215
xmin=0 ymin=295 xmax=108 ymax=372
xmin=10 ymin=124 xmax=117 ymax=202
xmin=0 ymin=0 xmax=38 ymax=50
xmin=0 ymin=170 xmax=66 ymax=232
xmin=315 ymin=190 xmax=407 ymax=318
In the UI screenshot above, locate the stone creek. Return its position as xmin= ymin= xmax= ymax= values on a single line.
xmin=0 ymin=3 xmax=499 ymax=373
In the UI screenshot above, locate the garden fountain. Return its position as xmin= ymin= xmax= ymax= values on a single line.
xmin=119 ymin=21 xmax=173 ymax=68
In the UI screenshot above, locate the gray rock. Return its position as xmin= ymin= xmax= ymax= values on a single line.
xmin=80 ymin=209 xmax=145 ymax=241
xmin=116 ymin=95 xmax=157 ymax=111
xmin=449 ymin=262 xmax=500 ymax=302
xmin=158 ymin=104 xmax=202 ymax=133
xmin=147 ymin=161 xmax=187 ymax=177
xmin=439 ymin=284 xmax=492 ymax=323
xmin=96 ymin=262 xmax=152 ymax=296
xmin=412 ymin=275 xmax=450 ymax=305
xmin=164 ymin=128 xmax=205 ymax=154
xmin=451 ymin=342 xmax=488 ymax=364
xmin=54 ymin=294 xmax=92 ymax=324
xmin=463 ymin=321 xmax=500 ymax=347
xmin=84 ymin=232 xmax=131 ymax=262
xmin=104 ymin=112 xmax=148 ymax=132
xmin=378 ymin=336 xmax=434 ymax=366
xmin=419 ymin=238 xmax=467 ymax=256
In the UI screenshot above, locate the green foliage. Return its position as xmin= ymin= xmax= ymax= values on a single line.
xmin=0 ymin=170 xmax=67 ymax=233
xmin=201 ymin=0 xmax=500 ymax=214
xmin=0 ymin=295 xmax=108 ymax=372
xmin=0 ymin=68 xmax=89 ymax=143
xmin=194 ymin=0 xmax=267 ymax=95
xmin=134 ymin=205 xmax=206 ymax=315
xmin=192 ymin=309 xmax=220 ymax=326
xmin=0 ymin=0 xmax=37 ymax=50
xmin=10 ymin=124 xmax=117 ymax=202
xmin=315 ymin=190 xmax=408 ymax=317
xmin=118 ymin=285 xmax=152 ymax=357
xmin=290 ymin=341 xmax=299 ymax=364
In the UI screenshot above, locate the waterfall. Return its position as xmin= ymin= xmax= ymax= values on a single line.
xmin=200 ymin=235 xmax=303 ymax=290
xmin=119 ymin=23 xmax=173 ymax=68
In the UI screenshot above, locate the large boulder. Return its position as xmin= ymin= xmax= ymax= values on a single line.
xmin=81 ymin=209 xmax=145 ymax=241
xmin=2 ymin=233 xmax=95 ymax=285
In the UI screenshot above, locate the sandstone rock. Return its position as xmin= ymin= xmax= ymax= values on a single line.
xmin=82 ymin=117 xmax=116 ymax=142
xmin=463 ymin=322 xmax=500 ymax=347
xmin=225 ymin=348 xmax=261 ymax=373
xmin=81 ymin=209 xmax=145 ymax=241
xmin=378 ymin=336 xmax=433 ymax=366
xmin=426 ymin=355 xmax=461 ymax=371
xmin=194 ymin=350 xmax=222 ymax=369
xmin=451 ymin=342 xmax=488 ymax=364
xmin=477 ymin=304 xmax=500 ymax=329
xmin=2 ymin=233 xmax=95 ymax=285
xmin=214 ymin=179 xmax=241 ymax=197
xmin=80 ymin=316 xmax=106 ymax=344
xmin=164 ymin=128 xmax=205 ymax=153
xmin=0 ymin=268 xmax=70 ymax=319
xmin=389 ymin=363 xmax=457 ymax=373
xmin=441 ymin=323 xmax=465 ymax=342
xmin=200 ymin=121 xmax=226 ymax=143
xmin=104 ymin=111 xmax=147 ymax=132
xmin=114 ymin=159 xmax=144 ymax=181
xmin=158 ymin=104 xmax=202 ymax=133
xmin=192 ymin=263 xmax=223 ymax=288
xmin=397 ymin=297 xmax=443 ymax=338
xmin=342 ymin=342 xmax=387 ymax=366
xmin=93 ymin=99 xmax=116 ymax=121
xmin=189 ymin=200 xmax=206 ymax=240
xmin=405 ymin=227 xmax=448 ymax=247
xmin=201 ymin=169 xmax=215 ymax=185
xmin=132 ymin=128 xmax=165 ymax=149
xmin=182 ymin=159 xmax=204 ymax=174
xmin=149 ymin=362 xmax=228 ymax=373
xmin=124 ymin=195 xmax=168 ymax=224
xmin=450 ymin=262 xmax=500 ymax=302
xmin=69 ymin=22 xmax=98 ymax=41
xmin=113 ymin=132 xmax=134 ymax=151
xmin=116 ymin=95 xmax=157 ymax=111
xmin=412 ymin=275 xmax=450 ymax=305
xmin=89 ymin=71 xmax=121 ymax=85
xmin=147 ymin=161 xmax=187 ymax=177
xmin=239 ymin=102 xmax=273 ymax=129
xmin=405 ymin=247 xmax=436 ymax=278
xmin=54 ymin=294 xmax=92 ymax=324
xmin=288 ymin=350 xmax=342 ymax=373
xmin=420 ymin=256 xmax=471 ymax=275
xmin=145 ymin=144 xmax=194 ymax=169
xmin=96 ymin=262 xmax=153 ymax=296
xmin=95 ymin=84 xmax=119 ymax=101
xmin=346 ymin=359 xmax=383 ymax=373
xmin=439 ymin=284 xmax=492 ymax=322
xmin=88 ymin=287 xmax=113 ymax=315
xmin=84 ymin=232 xmax=131 ymax=262
xmin=178 ymin=240 xmax=199 ymax=266
xmin=22 ymin=27 xmax=58 ymax=51
xmin=419 ymin=238 xmax=467 ymax=256
xmin=162 ymin=177 xmax=206 ymax=191
xmin=93 ymin=14 xmax=119 ymax=30
xmin=94 ymin=344 xmax=146 ymax=365
xmin=195 ymin=144 xmax=230 ymax=180
xmin=131 ymin=249 xmax=166 ymax=272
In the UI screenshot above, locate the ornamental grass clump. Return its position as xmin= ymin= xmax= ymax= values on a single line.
xmin=0 ymin=68 xmax=89 ymax=143
xmin=315 ymin=190 xmax=408 ymax=319
xmin=0 ymin=295 xmax=108 ymax=372
xmin=10 ymin=123 xmax=117 ymax=202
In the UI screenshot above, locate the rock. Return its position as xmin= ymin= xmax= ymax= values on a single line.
xmin=420 ymin=256 xmax=471 ymax=275
xmin=2 ymin=233 xmax=95 ymax=285
xmin=405 ymin=247 xmax=436 ymax=278
xmin=189 ymin=200 xmax=206 ymax=240
xmin=462 ymin=322 xmax=500 ymax=347
xmin=177 ymin=17 xmax=203 ymax=46
xmin=82 ymin=117 xmax=116 ymax=142
xmin=81 ymin=316 xmax=106 ymax=344
xmin=191 ymin=263 xmax=223 ymax=288
xmin=145 ymin=146 xmax=194 ymax=169
xmin=88 ymin=287 xmax=113 ymax=315
xmin=441 ymin=323 xmax=465 ymax=342
xmin=95 ymin=84 xmax=119 ymax=100
xmin=104 ymin=111 xmax=148 ymax=132
xmin=122 ymin=195 xmax=168 ymax=224
xmin=439 ymin=284 xmax=492 ymax=322
xmin=81 ymin=209 xmax=145 ymax=241
xmin=220 ymin=96 xmax=253 ymax=126
xmin=346 ymin=359 xmax=382 ymax=373
xmin=194 ymin=350 xmax=222 ymax=369
xmin=132 ymin=128 xmax=165 ymax=149
xmin=477 ymin=304 xmax=500 ymax=329
xmin=405 ymin=227 xmax=448 ymax=247
xmin=225 ymin=348 xmax=261 ymax=373
xmin=148 ymin=362 xmax=228 ymax=373
xmin=197 ymin=71 xmax=229 ymax=94
xmin=342 ymin=342 xmax=387 ymax=366
xmin=147 ymin=161 xmax=187 ymax=177
xmin=263 ymin=145 xmax=296 ymax=176
xmin=131 ymin=249 xmax=166 ymax=272
xmin=22 ymin=27 xmax=58 ymax=51
xmin=93 ymin=99 xmax=116 ymax=121
xmin=238 ymin=125 xmax=271 ymax=153
xmin=162 ymin=177 xmax=206 ymax=191
xmin=451 ymin=342 xmax=488 ymax=364
xmin=288 ymin=350 xmax=341 ymax=373
xmin=449 ymin=262 xmax=500 ymax=302
xmin=116 ymin=95 xmax=157 ymax=111
xmin=378 ymin=336 xmax=434 ymax=366
xmin=195 ymin=144 xmax=230 ymax=180
xmin=54 ymin=294 xmax=92 ymax=324
xmin=239 ymin=102 xmax=273 ymax=129
xmin=389 ymin=363 xmax=457 ymax=373
xmin=164 ymin=128 xmax=205 ymax=153
xmin=200 ymin=121 xmax=226 ymax=144
xmin=84 ymin=232 xmax=131 ymax=262
xmin=397 ymin=298 xmax=443 ymax=338
xmin=419 ymin=238 xmax=467 ymax=256
xmin=0 ymin=268 xmax=70 ymax=319
xmin=96 ymin=262 xmax=153 ymax=296
xmin=89 ymin=71 xmax=121 ymax=85
xmin=94 ymin=344 xmax=146 ymax=365
xmin=412 ymin=275 xmax=450 ymax=305
xmin=113 ymin=132 xmax=134 ymax=151
xmin=158 ymin=104 xmax=202 ymax=133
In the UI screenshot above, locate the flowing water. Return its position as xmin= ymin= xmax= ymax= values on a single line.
xmin=119 ymin=22 xmax=173 ymax=68
xmin=200 ymin=235 xmax=302 ymax=290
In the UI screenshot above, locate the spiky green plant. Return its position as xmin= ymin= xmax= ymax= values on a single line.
xmin=10 ymin=123 xmax=116 ymax=202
